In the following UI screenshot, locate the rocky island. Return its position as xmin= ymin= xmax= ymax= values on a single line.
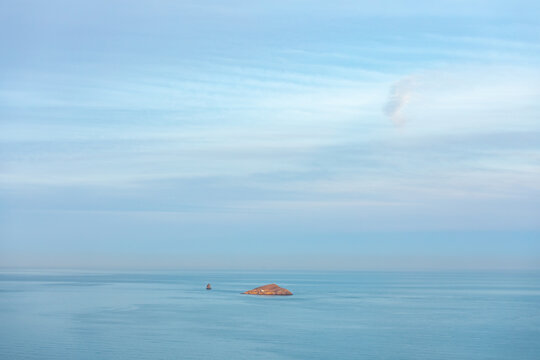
xmin=242 ymin=283 xmax=292 ymax=296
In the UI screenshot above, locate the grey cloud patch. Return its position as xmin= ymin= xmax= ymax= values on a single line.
xmin=384 ymin=77 xmax=414 ymax=126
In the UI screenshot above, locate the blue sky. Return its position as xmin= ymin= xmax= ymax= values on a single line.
xmin=1 ymin=1 xmax=539 ymax=269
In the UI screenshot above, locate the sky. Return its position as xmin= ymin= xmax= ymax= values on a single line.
xmin=1 ymin=0 xmax=539 ymax=270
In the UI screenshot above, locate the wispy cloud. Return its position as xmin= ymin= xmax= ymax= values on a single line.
xmin=383 ymin=77 xmax=414 ymax=126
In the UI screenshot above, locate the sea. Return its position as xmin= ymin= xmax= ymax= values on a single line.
xmin=0 ymin=270 xmax=539 ymax=359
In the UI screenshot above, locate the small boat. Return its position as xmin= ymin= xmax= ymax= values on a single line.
xmin=206 ymin=283 xmax=212 ymax=290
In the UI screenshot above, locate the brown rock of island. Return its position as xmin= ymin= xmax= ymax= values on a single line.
xmin=242 ymin=283 xmax=292 ymax=296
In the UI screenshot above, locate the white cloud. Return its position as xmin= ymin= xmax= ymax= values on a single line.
xmin=383 ymin=77 xmax=414 ymax=126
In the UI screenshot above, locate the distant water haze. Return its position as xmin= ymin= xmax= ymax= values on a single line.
xmin=1 ymin=231 xmax=539 ymax=270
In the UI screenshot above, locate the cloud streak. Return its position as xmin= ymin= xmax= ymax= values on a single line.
xmin=384 ymin=77 xmax=414 ymax=126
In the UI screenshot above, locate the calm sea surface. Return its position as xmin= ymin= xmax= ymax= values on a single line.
xmin=0 ymin=270 xmax=539 ymax=359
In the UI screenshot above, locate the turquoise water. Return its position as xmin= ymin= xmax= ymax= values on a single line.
xmin=1 ymin=270 xmax=539 ymax=359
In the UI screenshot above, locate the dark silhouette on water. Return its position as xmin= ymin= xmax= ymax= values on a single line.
xmin=206 ymin=283 xmax=212 ymax=290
